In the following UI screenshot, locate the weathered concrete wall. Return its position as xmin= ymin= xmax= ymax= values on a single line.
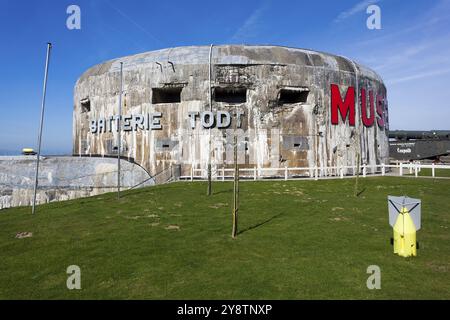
xmin=0 ymin=156 xmax=153 ymax=209
xmin=73 ymin=45 xmax=389 ymax=178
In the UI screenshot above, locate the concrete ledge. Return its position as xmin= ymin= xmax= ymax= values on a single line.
xmin=0 ymin=156 xmax=154 ymax=209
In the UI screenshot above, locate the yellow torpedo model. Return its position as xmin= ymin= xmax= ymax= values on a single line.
xmin=393 ymin=207 xmax=417 ymax=257
xmin=388 ymin=196 xmax=421 ymax=258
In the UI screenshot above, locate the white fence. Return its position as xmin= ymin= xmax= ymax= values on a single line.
xmin=179 ymin=162 xmax=450 ymax=181
xmin=396 ymin=162 xmax=450 ymax=178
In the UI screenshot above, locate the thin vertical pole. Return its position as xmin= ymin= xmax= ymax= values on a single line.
xmin=354 ymin=152 xmax=361 ymax=197
xmin=32 ymin=42 xmax=52 ymax=215
xmin=207 ymin=44 xmax=213 ymax=196
xmin=350 ymin=59 xmax=362 ymax=198
xmin=232 ymin=135 xmax=238 ymax=238
xmin=237 ymin=143 xmax=239 ymax=217
xmin=117 ymin=62 xmax=123 ymax=199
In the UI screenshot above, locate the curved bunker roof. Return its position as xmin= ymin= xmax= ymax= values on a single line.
xmin=76 ymin=45 xmax=384 ymax=85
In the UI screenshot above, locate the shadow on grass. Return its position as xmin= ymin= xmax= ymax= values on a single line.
xmin=238 ymin=212 xmax=283 ymax=235
xmin=213 ymin=189 xmax=233 ymax=195
xmin=119 ymin=182 xmax=184 ymax=198
xmin=356 ymin=187 xmax=367 ymax=197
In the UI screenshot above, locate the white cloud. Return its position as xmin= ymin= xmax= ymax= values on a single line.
xmin=104 ymin=0 xmax=165 ymax=46
xmin=345 ymin=0 xmax=450 ymax=86
xmin=335 ymin=0 xmax=381 ymax=22
xmin=371 ymin=36 xmax=450 ymax=72
xmin=388 ymin=67 xmax=450 ymax=85
xmin=230 ymin=0 xmax=270 ymax=42
xmin=338 ymin=0 xmax=450 ymax=129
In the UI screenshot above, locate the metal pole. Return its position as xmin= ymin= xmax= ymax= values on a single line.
xmin=117 ymin=62 xmax=123 ymax=199
xmin=207 ymin=44 xmax=213 ymax=196
xmin=32 ymin=42 xmax=52 ymax=215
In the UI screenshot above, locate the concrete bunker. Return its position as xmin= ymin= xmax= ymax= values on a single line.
xmin=73 ymin=45 xmax=389 ymax=178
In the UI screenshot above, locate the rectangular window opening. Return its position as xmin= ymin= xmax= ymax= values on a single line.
xmin=214 ymin=87 xmax=247 ymax=103
xmin=80 ymin=98 xmax=91 ymax=113
xmin=152 ymin=87 xmax=182 ymax=104
xmin=278 ymin=88 xmax=309 ymax=105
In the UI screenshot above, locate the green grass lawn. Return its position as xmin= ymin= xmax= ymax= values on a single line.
xmin=0 ymin=177 xmax=449 ymax=299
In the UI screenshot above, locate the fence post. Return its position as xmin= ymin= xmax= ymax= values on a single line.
xmin=432 ymin=163 xmax=435 ymax=177
xmin=363 ymin=166 xmax=367 ymax=178
xmin=190 ymin=166 xmax=194 ymax=181
xmin=415 ymin=164 xmax=418 ymax=177
xmin=222 ymin=167 xmax=225 ymax=181
xmin=340 ymin=167 xmax=344 ymax=179
xmin=399 ymin=163 xmax=403 ymax=176
xmin=314 ymin=166 xmax=318 ymax=181
xmin=382 ymin=163 xmax=385 ymax=176
xmin=284 ymin=166 xmax=288 ymax=181
xmin=409 ymin=163 xmax=413 ymax=174
xmin=254 ymin=166 xmax=257 ymax=181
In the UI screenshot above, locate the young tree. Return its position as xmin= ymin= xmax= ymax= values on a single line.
xmin=232 ymin=135 xmax=239 ymax=238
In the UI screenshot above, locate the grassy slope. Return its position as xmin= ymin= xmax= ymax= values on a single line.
xmin=0 ymin=177 xmax=449 ymax=299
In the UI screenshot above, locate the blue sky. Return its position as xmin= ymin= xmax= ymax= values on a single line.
xmin=0 ymin=0 xmax=449 ymax=154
